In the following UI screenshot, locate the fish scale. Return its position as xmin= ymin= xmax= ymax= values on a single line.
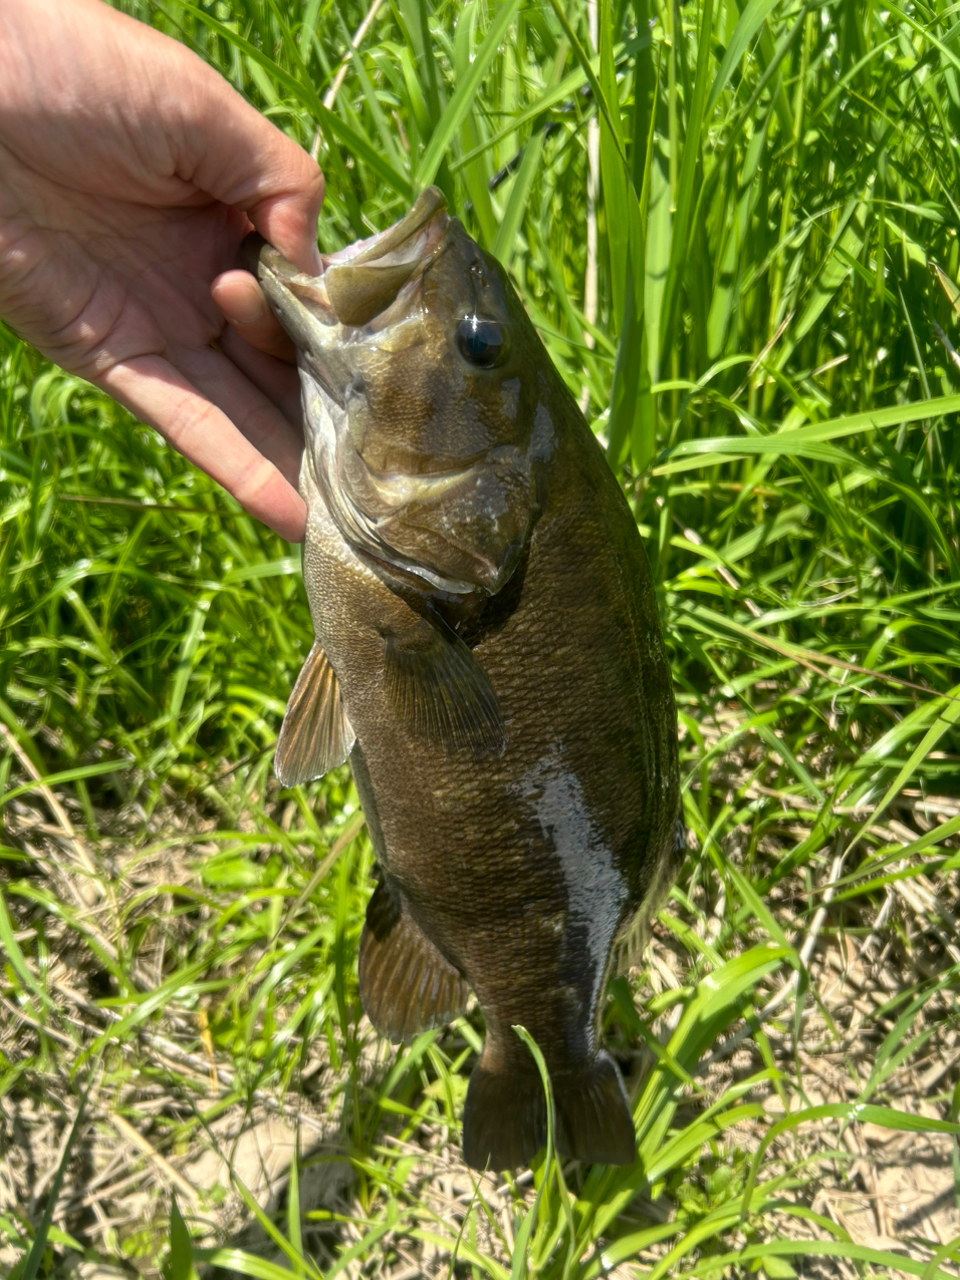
xmin=244 ymin=188 xmax=681 ymax=1171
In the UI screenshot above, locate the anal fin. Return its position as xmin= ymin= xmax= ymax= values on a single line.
xmin=275 ymin=640 xmax=355 ymax=785
xmin=463 ymin=1047 xmax=636 ymax=1171
xmin=359 ymin=879 xmax=470 ymax=1041
xmin=382 ymin=615 xmax=506 ymax=756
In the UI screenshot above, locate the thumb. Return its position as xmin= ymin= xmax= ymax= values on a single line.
xmin=246 ymin=182 xmax=325 ymax=276
xmin=172 ymin=53 xmax=325 ymax=273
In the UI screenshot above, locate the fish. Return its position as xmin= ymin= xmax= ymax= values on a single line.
xmin=243 ymin=187 xmax=681 ymax=1171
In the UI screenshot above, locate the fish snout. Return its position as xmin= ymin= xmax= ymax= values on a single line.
xmin=322 ymin=188 xmax=450 ymax=327
xmin=239 ymin=232 xmax=303 ymax=287
xmin=239 ymin=231 xmax=268 ymax=276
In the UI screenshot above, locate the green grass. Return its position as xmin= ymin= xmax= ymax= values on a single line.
xmin=3 ymin=0 xmax=960 ymax=1276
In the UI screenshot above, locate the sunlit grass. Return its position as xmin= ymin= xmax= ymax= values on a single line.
xmin=3 ymin=0 xmax=960 ymax=1276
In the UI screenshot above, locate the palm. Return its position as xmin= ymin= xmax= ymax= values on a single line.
xmin=2 ymin=172 xmax=248 ymax=374
xmin=0 ymin=0 xmax=325 ymax=539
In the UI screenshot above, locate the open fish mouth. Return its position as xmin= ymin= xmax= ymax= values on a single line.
xmin=242 ymin=187 xmax=450 ymax=333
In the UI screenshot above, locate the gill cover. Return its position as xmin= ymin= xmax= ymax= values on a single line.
xmin=246 ymin=187 xmax=554 ymax=604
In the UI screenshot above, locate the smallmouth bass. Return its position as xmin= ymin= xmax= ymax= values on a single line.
xmin=244 ymin=189 xmax=681 ymax=1171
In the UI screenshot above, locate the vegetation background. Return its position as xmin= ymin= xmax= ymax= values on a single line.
xmin=2 ymin=0 xmax=960 ymax=1276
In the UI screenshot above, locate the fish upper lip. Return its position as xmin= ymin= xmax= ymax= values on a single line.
xmin=344 ymin=442 xmax=530 ymax=513
xmin=323 ymin=186 xmax=448 ymax=271
xmin=246 ymin=187 xmax=450 ymax=330
xmin=358 ymin=451 xmax=492 ymax=483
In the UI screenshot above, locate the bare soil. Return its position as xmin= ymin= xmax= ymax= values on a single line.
xmin=2 ymin=761 xmax=958 ymax=1278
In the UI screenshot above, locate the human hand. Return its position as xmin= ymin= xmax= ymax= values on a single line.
xmin=0 ymin=0 xmax=324 ymax=541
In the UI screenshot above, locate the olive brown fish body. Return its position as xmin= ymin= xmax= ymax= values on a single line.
xmin=249 ymin=190 xmax=681 ymax=1171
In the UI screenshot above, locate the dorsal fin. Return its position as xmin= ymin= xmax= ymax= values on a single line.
xmin=275 ymin=641 xmax=355 ymax=785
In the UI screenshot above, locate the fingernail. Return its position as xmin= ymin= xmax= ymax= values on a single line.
xmin=232 ymin=296 xmax=268 ymax=326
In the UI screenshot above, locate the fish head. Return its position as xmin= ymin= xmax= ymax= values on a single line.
xmin=245 ymin=188 xmax=558 ymax=601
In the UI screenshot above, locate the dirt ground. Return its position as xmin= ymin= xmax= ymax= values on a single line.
xmin=2 ymin=775 xmax=958 ymax=1278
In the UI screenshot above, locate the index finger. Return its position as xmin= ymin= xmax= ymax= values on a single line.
xmin=100 ymin=353 xmax=307 ymax=541
xmin=212 ymin=269 xmax=297 ymax=364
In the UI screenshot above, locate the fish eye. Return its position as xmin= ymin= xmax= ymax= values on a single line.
xmin=456 ymin=316 xmax=507 ymax=368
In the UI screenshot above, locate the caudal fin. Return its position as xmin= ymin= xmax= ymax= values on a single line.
xmin=555 ymin=1052 xmax=637 ymax=1166
xmin=462 ymin=1048 xmax=636 ymax=1171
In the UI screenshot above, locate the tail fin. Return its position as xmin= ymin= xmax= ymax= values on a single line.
xmin=462 ymin=1048 xmax=636 ymax=1171
xmin=462 ymin=1058 xmax=546 ymax=1171
xmin=554 ymin=1052 xmax=637 ymax=1166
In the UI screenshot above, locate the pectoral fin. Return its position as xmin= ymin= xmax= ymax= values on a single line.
xmin=382 ymin=616 xmax=506 ymax=755
xmin=275 ymin=641 xmax=355 ymax=785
